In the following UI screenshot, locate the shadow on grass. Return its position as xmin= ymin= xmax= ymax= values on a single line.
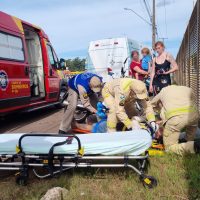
xmin=184 ymin=154 xmax=200 ymax=200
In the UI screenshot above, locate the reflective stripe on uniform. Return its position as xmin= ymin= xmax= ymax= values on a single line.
xmin=107 ymin=121 xmax=116 ymax=128
xmin=146 ymin=113 xmax=156 ymax=122
xmin=121 ymin=79 xmax=133 ymax=92
xmin=123 ymin=118 xmax=132 ymax=128
xmin=102 ymin=87 xmax=110 ymax=99
xmin=165 ymin=106 xmax=197 ymax=119
xmin=103 ymin=93 xmax=110 ymax=98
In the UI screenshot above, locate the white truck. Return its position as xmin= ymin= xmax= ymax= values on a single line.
xmin=85 ymin=37 xmax=147 ymax=81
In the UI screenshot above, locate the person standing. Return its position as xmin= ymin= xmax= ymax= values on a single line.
xmin=129 ymin=50 xmax=148 ymax=80
xmin=149 ymin=41 xmax=178 ymax=95
xmin=59 ymin=72 xmax=103 ymax=134
xmin=151 ymin=85 xmax=200 ymax=155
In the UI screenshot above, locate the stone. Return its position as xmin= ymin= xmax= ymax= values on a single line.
xmin=40 ymin=187 xmax=69 ymax=200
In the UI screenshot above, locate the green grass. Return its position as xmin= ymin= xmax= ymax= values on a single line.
xmin=0 ymin=154 xmax=200 ymax=200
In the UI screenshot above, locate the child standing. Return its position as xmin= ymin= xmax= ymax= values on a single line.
xmin=141 ymin=48 xmax=152 ymax=91
xmin=141 ymin=48 xmax=152 ymax=73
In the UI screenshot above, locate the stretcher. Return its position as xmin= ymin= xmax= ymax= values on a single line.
xmin=0 ymin=130 xmax=157 ymax=188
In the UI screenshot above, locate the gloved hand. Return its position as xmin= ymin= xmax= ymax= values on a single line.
xmin=96 ymin=102 xmax=108 ymax=120
xmin=150 ymin=121 xmax=159 ymax=133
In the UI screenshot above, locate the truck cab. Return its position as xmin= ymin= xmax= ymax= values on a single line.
xmin=0 ymin=11 xmax=67 ymax=115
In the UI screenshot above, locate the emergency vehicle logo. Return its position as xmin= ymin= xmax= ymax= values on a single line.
xmin=0 ymin=70 xmax=9 ymax=91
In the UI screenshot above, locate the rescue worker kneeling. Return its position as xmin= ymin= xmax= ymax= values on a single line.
xmin=102 ymin=78 xmax=157 ymax=132
xmin=151 ymin=85 xmax=200 ymax=155
xmin=59 ymin=72 xmax=103 ymax=134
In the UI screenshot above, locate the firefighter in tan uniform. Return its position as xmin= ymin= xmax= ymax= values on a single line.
xmin=102 ymin=78 xmax=156 ymax=132
xmin=151 ymin=85 xmax=200 ymax=155
xmin=59 ymin=73 xmax=103 ymax=134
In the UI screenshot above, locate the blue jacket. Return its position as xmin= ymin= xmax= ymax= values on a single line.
xmin=141 ymin=55 xmax=151 ymax=71
xmin=68 ymin=73 xmax=102 ymax=94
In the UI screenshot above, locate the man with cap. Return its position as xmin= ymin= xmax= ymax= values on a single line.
xmin=59 ymin=72 xmax=103 ymax=134
xmin=151 ymin=85 xmax=200 ymax=155
xmin=102 ymin=78 xmax=157 ymax=132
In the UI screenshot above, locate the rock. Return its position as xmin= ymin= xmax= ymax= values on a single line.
xmin=40 ymin=187 xmax=69 ymax=200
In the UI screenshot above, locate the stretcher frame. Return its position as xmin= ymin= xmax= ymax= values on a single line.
xmin=0 ymin=134 xmax=157 ymax=188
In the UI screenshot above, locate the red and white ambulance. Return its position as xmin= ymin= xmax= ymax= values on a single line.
xmin=0 ymin=11 xmax=67 ymax=115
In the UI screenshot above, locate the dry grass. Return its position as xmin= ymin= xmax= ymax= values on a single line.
xmin=0 ymin=154 xmax=200 ymax=200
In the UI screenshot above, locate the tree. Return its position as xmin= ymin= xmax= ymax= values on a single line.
xmin=65 ymin=57 xmax=86 ymax=71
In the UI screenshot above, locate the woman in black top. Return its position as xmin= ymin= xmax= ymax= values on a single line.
xmin=149 ymin=41 xmax=179 ymax=95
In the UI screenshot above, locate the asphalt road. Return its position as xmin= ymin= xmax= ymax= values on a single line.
xmin=0 ymin=107 xmax=64 ymax=133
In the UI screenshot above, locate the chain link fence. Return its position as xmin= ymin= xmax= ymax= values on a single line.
xmin=174 ymin=0 xmax=200 ymax=112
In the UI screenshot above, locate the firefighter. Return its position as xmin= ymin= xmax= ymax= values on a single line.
xmin=151 ymin=85 xmax=200 ymax=155
xmin=59 ymin=72 xmax=103 ymax=134
xmin=102 ymin=78 xmax=157 ymax=132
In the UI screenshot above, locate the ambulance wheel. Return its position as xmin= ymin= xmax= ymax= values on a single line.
xmin=16 ymin=175 xmax=28 ymax=186
xmin=140 ymin=175 xmax=157 ymax=189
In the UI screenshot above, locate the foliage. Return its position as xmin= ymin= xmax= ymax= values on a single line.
xmin=65 ymin=57 xmax=86 ymax=72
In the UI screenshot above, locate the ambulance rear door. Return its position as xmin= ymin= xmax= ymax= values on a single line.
xmin=0 ymin=29 xmax=31 ymax=111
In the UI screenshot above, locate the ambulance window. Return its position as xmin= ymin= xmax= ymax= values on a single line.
xmin=47 ymin=44 xmax=59 ymax=68
xmin=52 ymin=49 xmax=59 ymax=64
xmin=47 ymin=45 xmax=55 ymax=65
xmin=0 ymin=32 xmax=24 ymax=61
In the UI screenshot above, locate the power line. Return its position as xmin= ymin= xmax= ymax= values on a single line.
xmin=146 ymin=0 xmax=152 ymax=14
xmin=156 ymin=25 xmax=161 ymax=38
xmin=124 ymin=0 xmax=157 ymax=49
xmin=163 ymin=0 xmax=168 ymax=37
xmin=139 ymin=0 xmax=147 ymax=16
xmin=143 ymin=0 xmax=152 ymax=23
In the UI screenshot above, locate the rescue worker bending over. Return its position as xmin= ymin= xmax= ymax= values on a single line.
xmin=151 ymin=85 xmax=200 ymax=155
xmin=59 ymin=72 xmax=103 ymax=134
xmin=102 ymin=78 xmax=157 ymax=132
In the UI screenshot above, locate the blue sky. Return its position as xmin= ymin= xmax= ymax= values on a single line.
xmin=0 ymin=0 xmax=196 ymax=59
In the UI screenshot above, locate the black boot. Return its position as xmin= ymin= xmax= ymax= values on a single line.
xmin=194 ymin=140 xmax=200 ymax=154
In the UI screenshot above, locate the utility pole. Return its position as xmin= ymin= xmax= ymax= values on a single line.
xmin=152 ymin=0 xmax=156 ymax=50
xmin=124 ymin=0 xmax=157 ymax=50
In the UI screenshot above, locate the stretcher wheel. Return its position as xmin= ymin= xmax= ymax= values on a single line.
xmin=140 ymin=175 xmax=157 ymax=189
xmin=16 ymin=175 xmax=28 ymax=186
